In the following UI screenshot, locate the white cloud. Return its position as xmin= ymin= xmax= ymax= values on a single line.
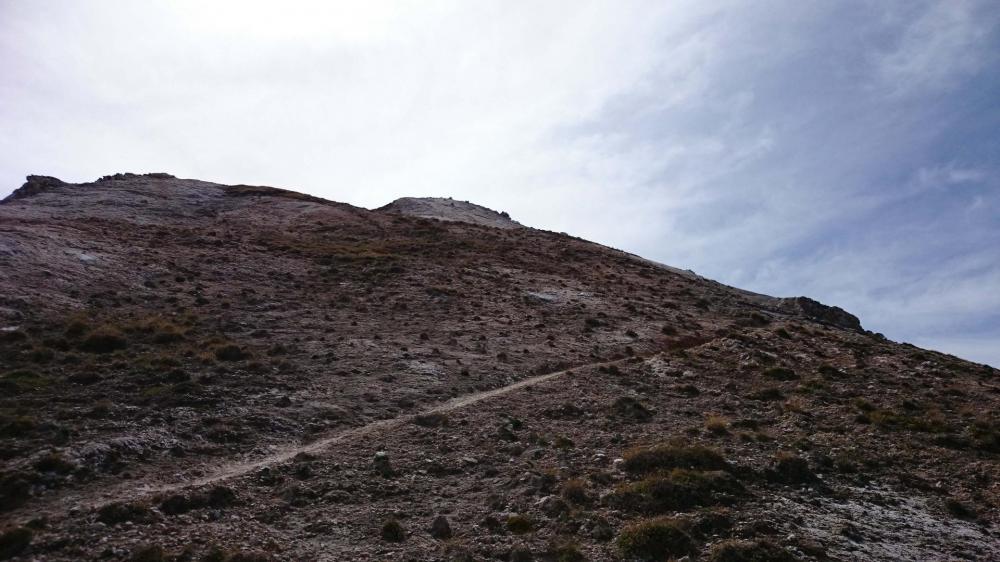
xmin=875 ymin=0 xmax=995 ymax=96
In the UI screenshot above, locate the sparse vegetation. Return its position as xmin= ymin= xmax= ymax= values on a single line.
xmin=159 ymin=486 xmax=237 ymax=515
xmin=609 ymin=469 xmax=744 ymax=512
xmin=622 ymin=443 xmax=728 ymax=474
xmin=97 ymin=501 xmax=154 ymax=525
xmin=768 ymin=452 xmax=816 ymax=485
xmin=561 ymin=478 xmax=590 ymax=505
xmin=0 ymin=527 xmax=32 ymax=559
xmin=616 ymin=517 xmax=695 ymax=561
xmin=79 ymin=327 xmax=127 ymax=353
xmin=507 ymin=514 xmax=534 ymax=534
xmin=705 ymin=539 xmax=798 ymax=562
xmin=705 ymin=415 xmax=729 ymax=435
xmin=2 ymin=174 xmax=998 ymax=560
xmin=381 ymin=518 xmax=405 ymax=542
xmin=763 ymin=367 xmax=798 ymax=381
xmin=130 ymin=544 xmax=165 ymax=562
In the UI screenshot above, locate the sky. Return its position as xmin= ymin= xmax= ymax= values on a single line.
xmin=1 ymin=1 xmax=998 ymax=366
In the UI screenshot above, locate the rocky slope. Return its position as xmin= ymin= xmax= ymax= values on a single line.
xmin=378 ymin=196 xmax=522 ymax=229
xmin=0 ymin=173 xmax=996 ymax=561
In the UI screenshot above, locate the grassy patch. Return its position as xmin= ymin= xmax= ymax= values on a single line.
xmin=706 ymin=539 xmax=798 ymax=561
xmin=609 ymin=469 xmax=744 ymax=512
xmin=0 ymin=370 xmax=51 ymax=393
xmin=506 ymin=514 xmax=533 ymax=534
xmin=622 ymin=443 xmax=728 ymax=474
xmin=616 ymin=517 xmax=695 ymax=561
xmin=78 ymin=327 xmax=127 ymax=353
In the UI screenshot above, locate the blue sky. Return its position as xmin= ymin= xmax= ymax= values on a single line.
xmin=1 ymin=1 xmax=998 ymax=366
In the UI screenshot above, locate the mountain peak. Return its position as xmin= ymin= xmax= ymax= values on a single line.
xmin=378 ymin=196 xmax=521 ymax=229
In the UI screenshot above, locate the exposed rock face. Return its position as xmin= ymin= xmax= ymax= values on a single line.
xmin=0 ymin=173 xmax=995 ymax=562
xmin=379 ymin=196 xmax=521 ymax=229
xmin=777 ymin=296 xmax=863 ymax=332
xmin=3 ymin=175 xmax=67 ymax=201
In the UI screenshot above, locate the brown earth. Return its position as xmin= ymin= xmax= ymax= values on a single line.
xmin=0 ymin=173 xmax=997 ymax=561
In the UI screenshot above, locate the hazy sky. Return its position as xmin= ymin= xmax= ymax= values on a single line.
xmin=2 ymin=1 xmax=998 ymax=366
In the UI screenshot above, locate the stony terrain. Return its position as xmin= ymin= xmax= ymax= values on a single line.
xmin=378 ymin=197 xmax=522 ymax=229
xmin=0 ymin=173 xmax=997 ymax=561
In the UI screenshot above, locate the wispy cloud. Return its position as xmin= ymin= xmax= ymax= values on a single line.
xmin=1 ymin=1 xmax=998 ymax=365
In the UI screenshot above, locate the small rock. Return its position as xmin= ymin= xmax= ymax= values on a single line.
xmin=536 ymin=495 xmax=569 ymax=517
xmin=373 ymin=451 xmax=393 ymax=477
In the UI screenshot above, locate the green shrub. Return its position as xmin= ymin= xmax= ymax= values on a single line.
xmin=616 ymin=517 xmax=695 ymax=561
xmin=609 ymin=469 xmax=743 ymax=513
xmin=1 ymin=370 xmax=50 ymax=393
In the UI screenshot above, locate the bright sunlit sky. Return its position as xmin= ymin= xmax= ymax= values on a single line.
xmin=2 ymin=1 xmax=998 ymax=366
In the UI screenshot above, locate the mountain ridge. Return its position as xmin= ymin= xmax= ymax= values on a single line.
xmin=0 ymin=173 xmax=996 ymax=561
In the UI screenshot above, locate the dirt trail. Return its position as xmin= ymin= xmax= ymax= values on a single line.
xmin=39 ymin=355 xmax=645 ymax=517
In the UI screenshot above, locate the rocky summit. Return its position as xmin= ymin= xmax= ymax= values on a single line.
xmin=0 ymin=173 xmax=997 ymax=561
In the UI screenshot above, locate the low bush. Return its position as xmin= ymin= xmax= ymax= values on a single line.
xmin=768 ymin=452 xmax=816 ymax=485
xmin=79 ymin=328 xmax=127 ymax=353
xmin=97 ymin=501 xmax=154 ymax=525
xmin=159 ymin=486 xmax=237 ymax=515
xmin=705 ymin=416 xmax=729 ymax=435
xmin=705 ymin=539 xmax=798 ymax=561
xmin=0 ymin=526 xmax=32 ymax=559
xmin=506 ymin=514 xmax=533 ymax=534
xmin=33 ymin=452 xmax=75 ymax=474
xmin=610 ymin=396 xmax=654 ymax=422
xmin=561 ymin=478 xmax=589 ymax=505
xmin=1 ymin=370 xmax=50 ymax=393
xmin=747 ymin=387 xmax=785 ymax=401
xmin=381 ymin=518 xmax=405 ymax=542
xmin=616 ymin=517 xmax=695 ymax=561
xmin=549 ymin=538 xmax=584 ymax=562
xmin=622 ymin=443 xmax=728 ymax=474
xmin=214 ymin=344 xmax=249 ymax=362
xmin=609 ymin=469 xmax=744 ymax=513
xmin=944 ymin=498 xmax=977 ymax=520
xmin=763 ymin=367 xmax=799 ymax=381
xmin=130 ymin=544 xmax=165 ymax=562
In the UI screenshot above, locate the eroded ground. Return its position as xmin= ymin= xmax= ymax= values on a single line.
xmin=0 ymin=174 xmax=997 ymax=561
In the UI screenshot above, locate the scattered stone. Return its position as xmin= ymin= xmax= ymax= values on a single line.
xmin=373 ymin=451 xmax=394 ymax=477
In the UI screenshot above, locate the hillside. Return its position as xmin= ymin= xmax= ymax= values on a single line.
xmin=0 ymin=173 xmax=997 ymax=561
